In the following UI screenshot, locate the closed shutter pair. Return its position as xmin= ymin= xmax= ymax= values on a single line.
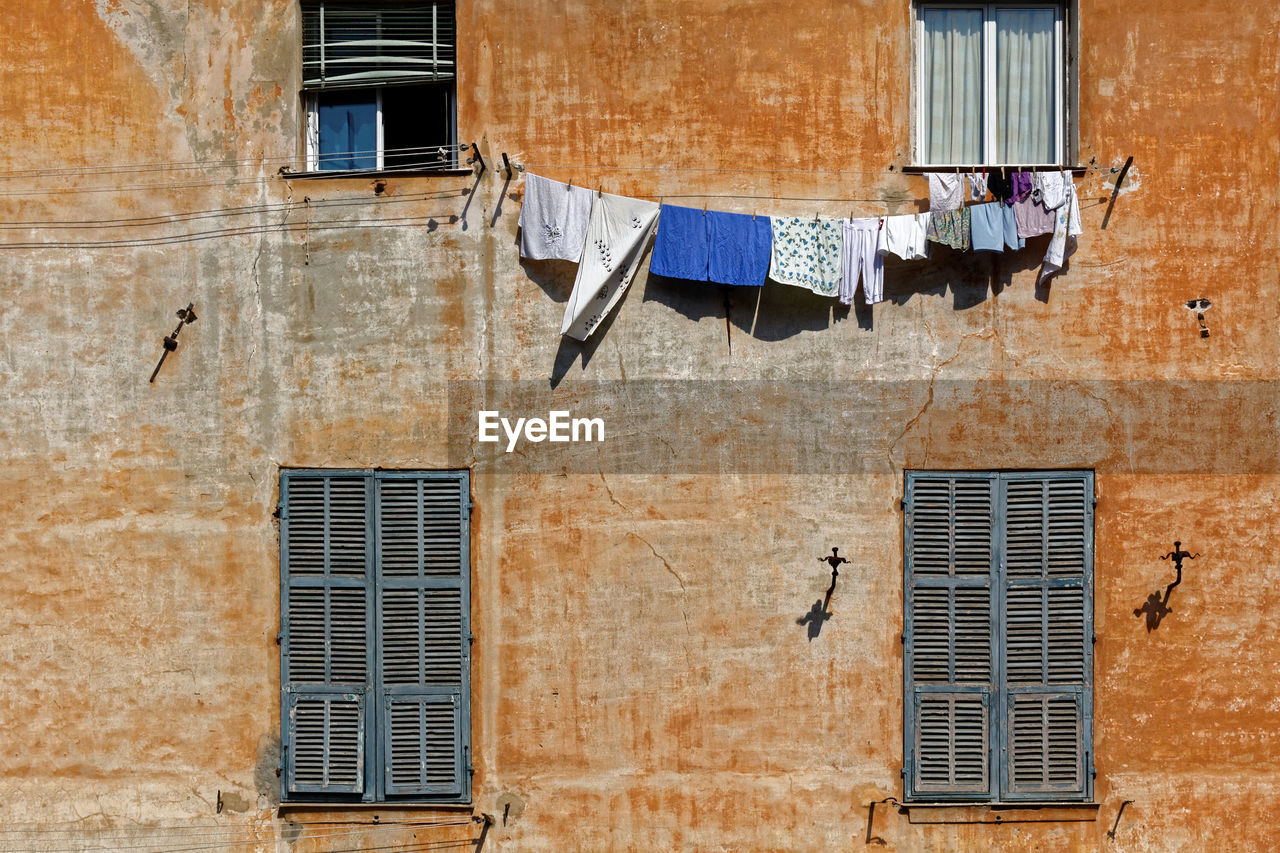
xmin=280 ymin=470 xmax=469 ymax=802
xmin=904 ymin=471 xmax=1093 ymax=802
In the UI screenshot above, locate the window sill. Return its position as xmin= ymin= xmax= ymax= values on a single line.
xmin=281 ymin=168 xmax=474 ymax=180
xmin=900 ymin=164 xmax=1087 ymax=175
xmin=899 ymin=802 xmax=1100 ymax=824
xmin=278 ymin=801 xmax=474 ymax=813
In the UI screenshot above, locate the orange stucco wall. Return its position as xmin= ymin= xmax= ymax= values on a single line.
xmin=0 ymin=1 xmax=1277 ymax=850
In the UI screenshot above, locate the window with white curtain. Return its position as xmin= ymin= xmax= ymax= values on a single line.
xmin=915 ymin=3 xmax=1067 ymax=166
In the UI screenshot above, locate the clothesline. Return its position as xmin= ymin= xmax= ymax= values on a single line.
xmin=518 ymin=169 xmax=1086 ymax=341
xmin=518 ymin=167 xmax=1120 ymax=209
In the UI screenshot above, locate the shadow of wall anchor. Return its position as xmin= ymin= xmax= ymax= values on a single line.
xmin=1186 ymin=298 xmax=1211 ymax=338
xmin=1135 ymin=541 xmax=1200 ymax=631
xmin=149 ymin=303 xmax=197 ymax=383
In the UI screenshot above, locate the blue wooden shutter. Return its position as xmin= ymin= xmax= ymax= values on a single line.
xmin=904 ymin=473 xmax=997 ymax=800
xmin=281 ymin=473 xmax=374 ymax=796
xmin=375 ymin=471 xmax=470 ymax=799
xmin=999 ymin=472 xmax=1093 ymax=801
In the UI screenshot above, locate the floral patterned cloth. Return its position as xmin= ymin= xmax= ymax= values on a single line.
xmin=925 ymin=206 xmax=971 ymax=251
xmin=767 ymin=217 xmax=842 ymax=298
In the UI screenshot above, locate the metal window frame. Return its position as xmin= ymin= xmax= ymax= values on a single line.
xmin=300 ymin=1 xmax=458 ymax=172
xmin=913 ymin=2 xmax=1069 ymax=167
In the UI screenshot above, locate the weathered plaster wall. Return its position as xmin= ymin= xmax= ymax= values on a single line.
xmin=0 ymin=0 xmax=1278 ymax=850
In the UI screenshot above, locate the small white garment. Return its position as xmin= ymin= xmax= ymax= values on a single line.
xmin=519 ymin=173 xmax=594 ymax=261
xmin=968 ymin=173 xmax=988 ymax=201
xmin=1039 ymin=181 xmax=1083 ymax=284
xmin=841 ymin=218 xmax=884 ymax=305
xmin=928 ymin=173 xmax=964 ymax=212
xmin=876 ymin=212 xmax=931 ymax=261
xmin=1039 ymin=170 xmax=1069 ymax=210
xmin=560 ymin=191 xmax=660 ymax=340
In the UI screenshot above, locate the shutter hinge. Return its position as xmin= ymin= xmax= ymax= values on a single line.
xmin=900 ymin=633 xmax=906 ymax=644
xmin=273 ymin=504 xmax=284 ymax=520
xmin=900 ymin=767 xmax=906 ymax=777
xmin=467 ymin=632 xmax=475 ymax=644
xmin=900 ymin=499 xmax=906 ymax=511
xmin=467 ymin=501 xmax=475 ymax=514
xmin=275 ymin=633 xmax=282 ymax=646
xmin=1092 ymin=633 xmax=1097 ymax=644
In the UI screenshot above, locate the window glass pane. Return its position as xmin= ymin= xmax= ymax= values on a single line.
xmin=922 ymin=9 xmax=982 ymax=164
xmin=318 ymin=91 xmax=378 ymax=170
xmin=995 ymin=8 xmax=1056 ymax=163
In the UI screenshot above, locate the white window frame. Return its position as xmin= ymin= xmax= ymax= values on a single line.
xmin=913 ymin=2 xmax=1067 ymax=167
xmin=304 ymin=90 xmax=386 ymax=172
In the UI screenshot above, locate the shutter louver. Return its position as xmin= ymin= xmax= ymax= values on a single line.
xmin=288 ymin=693 xmax=366 ymax=793
xmin=905 ymin=474 xmax=996 ymax=801
xmin=385 ymin=694 xmax=463 ymax=794
xmin=1009 ymin=694 xmax=1084 ymax=793
xmin=302 ymin=2 xmax=456 ymax=91
xmin=1001 ymin=473 xmax=1091 ymax=800
xmin=376 ymin=473 xmax=468 ymax=799
xmin=905 ymin=471 xmax=1091 ymax=803
xmin=282 ymin=473 xmax=373 ymax=797
xmin=917 ymin=694 xmax=990 ymax=791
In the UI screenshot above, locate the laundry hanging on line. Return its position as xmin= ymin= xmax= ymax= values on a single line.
xmin=517 ymin=169 xmax=1090 ymax=338
xmin=518 ymin=173 xmax=594 ymax=262
xmin=559 ymin=190 xmax=659 ymax=341
xmin=768 ymin=217 xmax=843 ymax=299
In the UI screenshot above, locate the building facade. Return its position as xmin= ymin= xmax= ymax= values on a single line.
xmin=1 ymin=1 xmax=1278 ymax=850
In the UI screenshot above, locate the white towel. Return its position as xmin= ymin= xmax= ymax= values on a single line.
xmin=519 ymin=173 xmax=594 ymax=262
xmin=560 ymin=192 xmax=660 ymax=340
xmin=928 ymin=173 xmax=964 ymax=212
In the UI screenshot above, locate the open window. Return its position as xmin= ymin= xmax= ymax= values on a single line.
xmin=302 ymin=2 xmax=457 ymax=172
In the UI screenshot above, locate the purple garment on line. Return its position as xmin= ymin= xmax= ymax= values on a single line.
xmin=1011 ymin=171 xmax=1034 ymax=203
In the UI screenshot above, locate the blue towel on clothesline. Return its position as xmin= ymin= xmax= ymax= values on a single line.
xmin=650 ymin=204 xmax=710 ymax=281
xmin=708 ymin=210 xmax=771 ymax=287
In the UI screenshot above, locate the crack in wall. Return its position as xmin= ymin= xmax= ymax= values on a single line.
xmin=628 ymin=532 xmax=685 ymax=591
xmin=598 ymin=472 xmax=630 ymax=512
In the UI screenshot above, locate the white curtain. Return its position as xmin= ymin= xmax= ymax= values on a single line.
xmin=996 ymin=9 xmax=1055 ymax=164
xmin=922 ymin=9 xmax=982 ymax=164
